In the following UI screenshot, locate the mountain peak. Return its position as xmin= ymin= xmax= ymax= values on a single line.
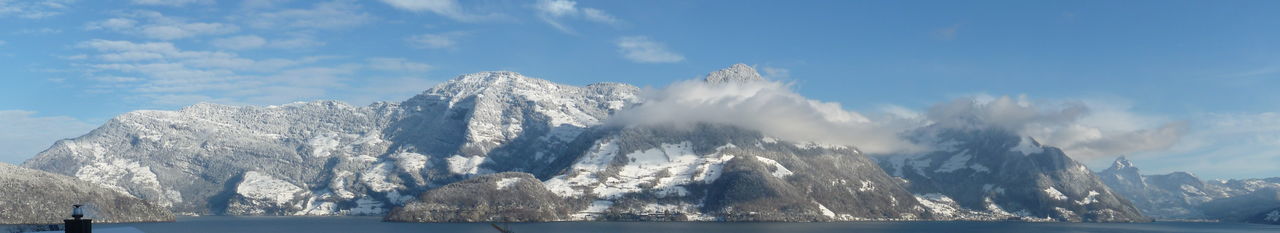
xmin=704 ymin=63 xmax=765 ymax=83
xmin=1109 ymin=156 xmax=1137 ymax=171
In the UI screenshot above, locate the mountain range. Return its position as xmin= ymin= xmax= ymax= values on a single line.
xmin=8 ymin=64 xmax=1237 ymax=223
xmin=1097 ymin=157 xmax=1280 ymax=223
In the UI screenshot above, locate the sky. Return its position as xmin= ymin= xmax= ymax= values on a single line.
xmin=1 ymin=0 xmax=1278 ymax=179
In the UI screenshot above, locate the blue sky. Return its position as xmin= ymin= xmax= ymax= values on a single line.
xmin=1 ymin=0 xmax=1278 ymax=179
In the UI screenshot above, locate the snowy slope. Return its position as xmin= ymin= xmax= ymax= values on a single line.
xmin=23 ymin=71 xmax=638 ymax=216
xmin=0 ymin=163 xmax=173 ymax=224
xmin=1098 ymin=157 xmax=1280 ymax=221
xmin=878 ymin=128 xmax=1148 ymax=222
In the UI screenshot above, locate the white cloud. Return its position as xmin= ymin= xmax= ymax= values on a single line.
xmin=534 ymin=0 xmax=620 ymax=33
xmin=0 ymin=0 xmax=73 ymax=19
xmin=1142 ymin=112 xmax=1280 ymax=178
xmin=922 ymin=95 xmax=1186 ymax=160
xmin=0 ymin=110 xmax=96 ymax=164
xmin=212 ymin=35 xmax=267 ymax=50
xmin=581 ymin=8 xmax=617 ymax=24
xmin=615 ymin=36 xmax=684 ymax=63
xmin=244 ymin=1 xmax=372 ymax=30
xmin=933 ymin=24 xmax=962 ymax=40
xmin=211 ymin=34 xmax=324 ymax=50
xmin=379 ymin=0 xmax=496 ymax=22
xmin=131 ymin=0 xmax=210 ymax=7
xmin=611 ymin=76 xmax=923 ymax=154
xmin=86 ymin=11 xmax=238 ymax=40
xmin=761 ymin=66 xmax=790 ymax=79
xmin=74 ymin=39 xmax=436 ymax=107
xmin=406 ymin=32 xmax=465 ymax=49
xmin=12 ymin=27 xmax=62 ymax=34
xmin=366 ymin=58 xmax=432 ymax=72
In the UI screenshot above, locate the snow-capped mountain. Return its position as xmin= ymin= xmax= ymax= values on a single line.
xmin=23 ymin=70 xmax=638 ymax=216
xmin=0 ymin=162 xmax=173 ymax=224
xmin=878 ymin=128 xmax=1148 ymax=222
xmin=385 ymin=67 xmax=931 ymax=222
xmin=22 ymin=63 xmax=1146 ymax=222
xmin=1098 ymin=157 xmax=1280 ymax=221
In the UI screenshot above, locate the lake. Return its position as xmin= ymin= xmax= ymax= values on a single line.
xmin=43 ymin=216 xmax=1272 ymax=233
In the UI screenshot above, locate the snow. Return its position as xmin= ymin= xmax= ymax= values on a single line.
xmin=496 ymin=177 xmax=521 ymax=190
xmin=570 ymin=200 xmax=614 ymax=220
xmin=391 ymin=152 xmax=428 ymax=174
xmin=1075 ymin=190 xmax=1101 ymax=205
xmin=74 ymin=159 xmax=179 ymax=207
xmin=542 ymin=139 xmax=622 ymax=197
xmin=360 ymin=162 xmax=403 ymax=192
xmin=761 ymin=137 xmax=778 ymax=143
xmin=1044 ymin=187 xmax=1068 ymax=201
xmin=544 ymin=141 xmax=737 ymax=200
xmin=858 ymin=180 xmax=876 ymax=192
xmin=915 ymin=193 xmax=960 ymax=217
xmin=816 ymin=202 xmax=836 ymax=218
xmin=754 ymin=156 xmax=794 ymax=178
xmin=236 ymin=171 xmax=305 ymax=205
xmin=307 ymin=133 xmax=340 ymax=157
xmin=1011 ymin=136 xmax=1044 ymax=155
xmin=1054 ymin=207 xmax=1077 ymax=219
xmin=446 ymin=155 xmax=487 ymax=175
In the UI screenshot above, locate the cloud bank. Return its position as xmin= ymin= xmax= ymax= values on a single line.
xmin=610 ymin=70 xmax=1184 ymax=159
xmin=918 ymin=95 xmax=1186 ymax=159
xmin=611 ymin=77 xmax=924 ymax=154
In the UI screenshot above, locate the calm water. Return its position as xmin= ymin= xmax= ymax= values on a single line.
xmin=71 ymin=216 xmax=1280 ymax=233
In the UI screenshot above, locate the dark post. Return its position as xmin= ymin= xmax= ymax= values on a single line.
xmin=65 ymin=204 xmax=91 ymax=233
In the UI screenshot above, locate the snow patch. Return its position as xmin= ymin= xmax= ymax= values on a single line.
xmin=236 ymin=171 xmax=305 ymax=205
xmin=496 ymin=177 xmax=521 ymax=190
xmin=1044 ymin=186 xmax=1068 ymax=201
xmin=816 ymin=202 xmax=836 ymax=218
xmin=1011 ymin=136 xmax=1044 ymax=155
xmin=754 ymin=156 xmax=794 ymax=178
xmin=391 ymin=152 xmax=428 ymax=174
xmin=360 ymin=162 xmax=403 ymax=192
xmin=446 ymin=155 xmax=487 ymax=175
xmin=307 ymin=133 xmax=340 ymax=158
xmin=1075 ymin=190 xmax=1100 ymax=205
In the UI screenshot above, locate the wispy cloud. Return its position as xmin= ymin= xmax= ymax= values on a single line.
xmin=72 ymin=39 xmax=432 ymax=107
xmin=932 ymin=24 xmax=962 ymax=41
xmin=366 ymin=57 xmax=432 ymax=72
xmin=0 ymin=110 xmax=96 ymax=164
xmin=131 ymin=0 xmax=211 ymax=7
xmin=615 ymin=36 xmax=684 ymax=63
xmin=534 ymin=0 xmax=620 ymax=34
xmin=379 ymin=0 xmax=500 ymax=22
xmin=211 ymin=34 xmax=325 ymax=50
xmin=241 ymin=0 xmax=373 ymax=30
xmin=1147 ymin=112 xmax=1280 ymax=177
xmin=406 ymin=32 xmax=466 ymax=49
xmin=85 ymin=11 xmax=238 ymax=40
xmin=0 ymin=0 xmax=73 ymax=19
